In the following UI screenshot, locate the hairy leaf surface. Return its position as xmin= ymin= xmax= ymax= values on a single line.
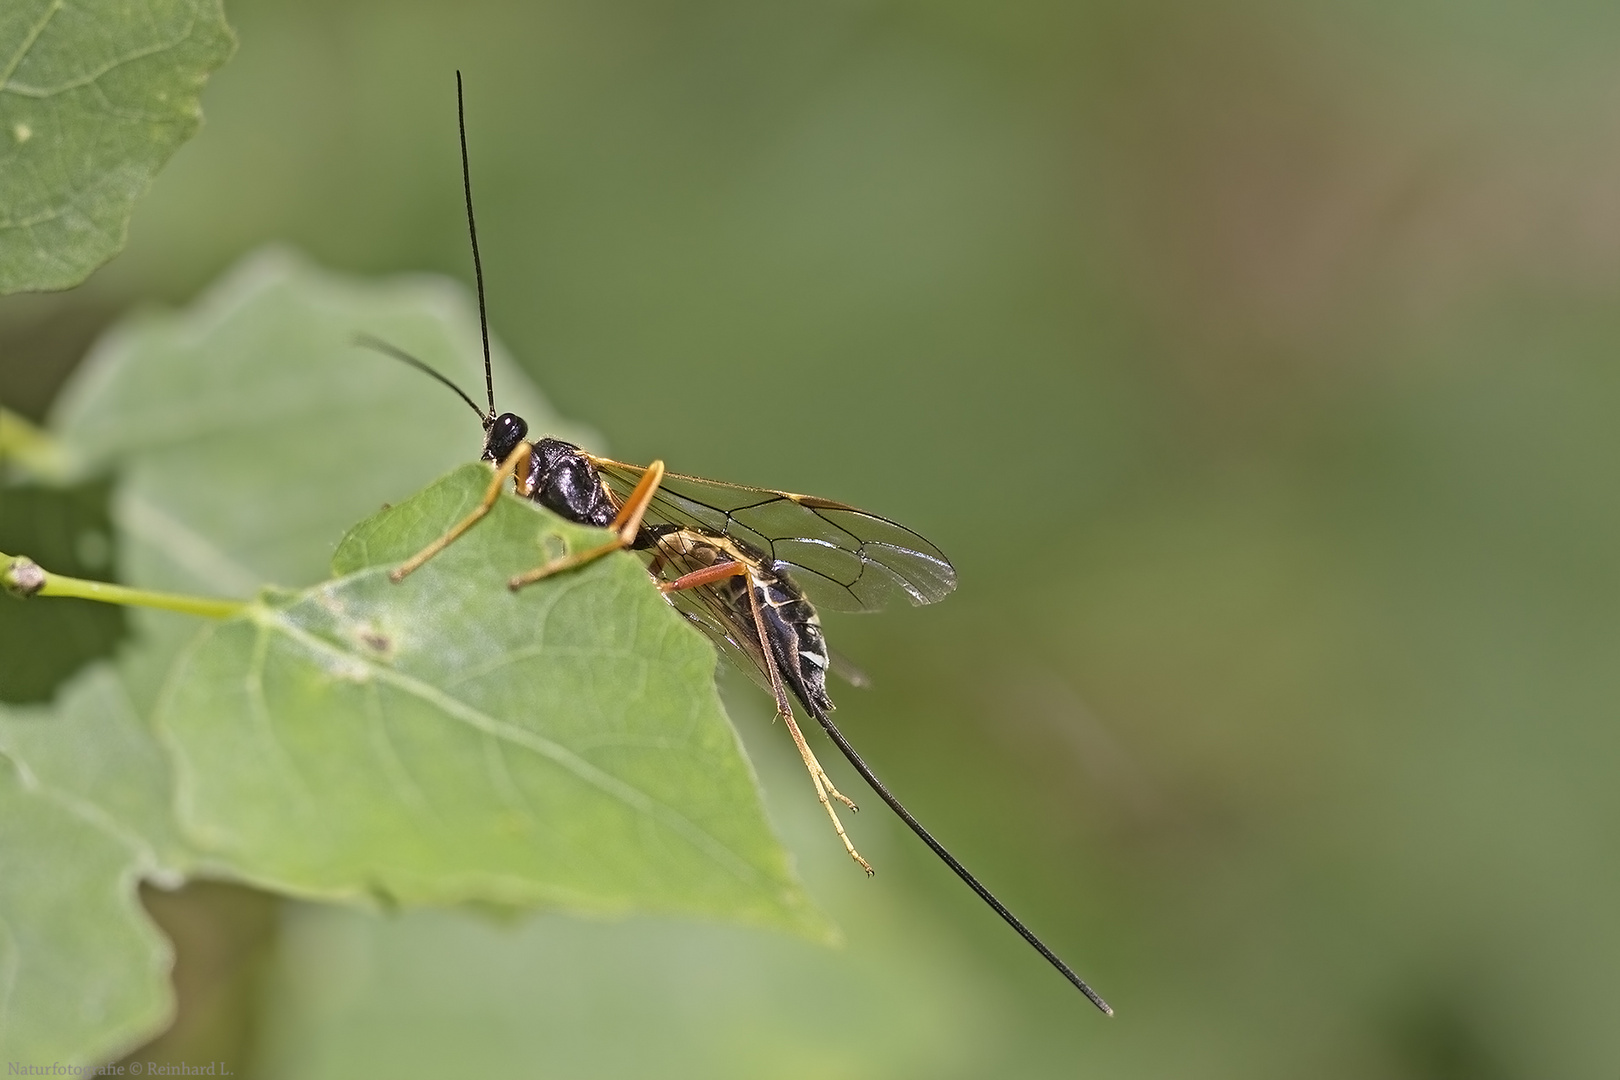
xmin=159 ymin=466 xmax=825 ymax=936
xmin=0 ymin=0 xmax=235 ymax=293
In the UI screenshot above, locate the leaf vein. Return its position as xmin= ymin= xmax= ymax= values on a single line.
xmin=481 ymin=734 xmax=529 ymax=817
xmin=364 ymin=680 xmax=439 ymax=824
xmin=2 ymin=9 xmax=198 ymax=99
xmin=258 ymin=609 xmax=770 ymax=890
xmin=244 ymin=619 xmax=319 ymax=808
xmin=0 ymin=0 xmax=62 ymax=91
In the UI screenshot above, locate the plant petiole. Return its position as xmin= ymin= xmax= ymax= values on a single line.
xmin=1 ymin=550 xmax=246 ymax=619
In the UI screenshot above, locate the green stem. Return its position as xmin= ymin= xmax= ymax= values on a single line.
xmin=1 ymin=551 xmax=246 ymax=619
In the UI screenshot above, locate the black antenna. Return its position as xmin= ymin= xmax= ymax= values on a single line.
xmin=456 ymin=71 xmax=496 ymax=419
xmin=354 ymin=334 xmax=485 ymax=422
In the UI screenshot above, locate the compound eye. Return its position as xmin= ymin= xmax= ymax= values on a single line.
xmin=497 ymin=413 xmax=528 ymax=443
xmin=485 ymin=412 xmax=529 ymax=461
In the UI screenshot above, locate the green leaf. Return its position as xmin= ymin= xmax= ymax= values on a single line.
xmin=158 ymin=465 xmax=828 ymax=937
xmin=249 ymin=724 xmax=998 ymax=1080
xmin=0 ymin=751 xmax=171 ymax=1062
xmin=0 ymin=646 xmax=201 ymax=875
xmin=22 ymin=246 xmax=600 ymax=873
xmin=0 ymin=0 xmax=236 ymax=295
xmin=0 ymin=613 xmax=202 ymax=1067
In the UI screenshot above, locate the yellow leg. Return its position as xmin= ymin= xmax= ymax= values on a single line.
xmin=731 ymin=561 xmax=872 ymax=875
xmin=816 ymin=758 xmax=861 ymax=813
xmin=782 ymin=704 xmax=872 ymax=874
xmin=508 ymin=460 xmax=666 ymax=591
xmin=391 ymin=442 xmax=534 ymax=583
xmin=508 ymin=536 xmax=629 ymax=589
xmin=661 ymin=554 xmax=868 ymax=865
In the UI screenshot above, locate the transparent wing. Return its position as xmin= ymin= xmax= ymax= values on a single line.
xmin=591 ymin=456 xmax=957 ymax=614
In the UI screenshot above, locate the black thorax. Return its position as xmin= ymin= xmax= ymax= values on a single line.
xmin=482 ymin=411 xmax=616 ymax=529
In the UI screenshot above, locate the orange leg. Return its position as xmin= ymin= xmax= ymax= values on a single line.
xmin=392 ymin=441 xmax=534 ymax=583
xmin=656 ymin=558 xmax=753 ymax=594
xmin=665 ymin=559 xmax=871 ymax=873
xmin=507 ymin=460 xmax=666 ymax=590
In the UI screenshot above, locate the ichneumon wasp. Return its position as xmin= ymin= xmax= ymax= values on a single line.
xmin=357 ymin=72 xmax=1112 ymax=1015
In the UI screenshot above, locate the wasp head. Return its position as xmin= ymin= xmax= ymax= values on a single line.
xmin=483 ymin=412 xmax=528 ymax=464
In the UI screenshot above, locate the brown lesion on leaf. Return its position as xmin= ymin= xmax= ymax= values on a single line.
xmin=353 ymin=623 xmax=395 ymax=663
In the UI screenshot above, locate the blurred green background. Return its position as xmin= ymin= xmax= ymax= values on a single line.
xmin=5 ymin=0 xmax=1619 ymax=1075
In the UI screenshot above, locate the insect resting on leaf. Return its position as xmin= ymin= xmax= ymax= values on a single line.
xmin=356 ymin=71 xmax=1112 ymax=1016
